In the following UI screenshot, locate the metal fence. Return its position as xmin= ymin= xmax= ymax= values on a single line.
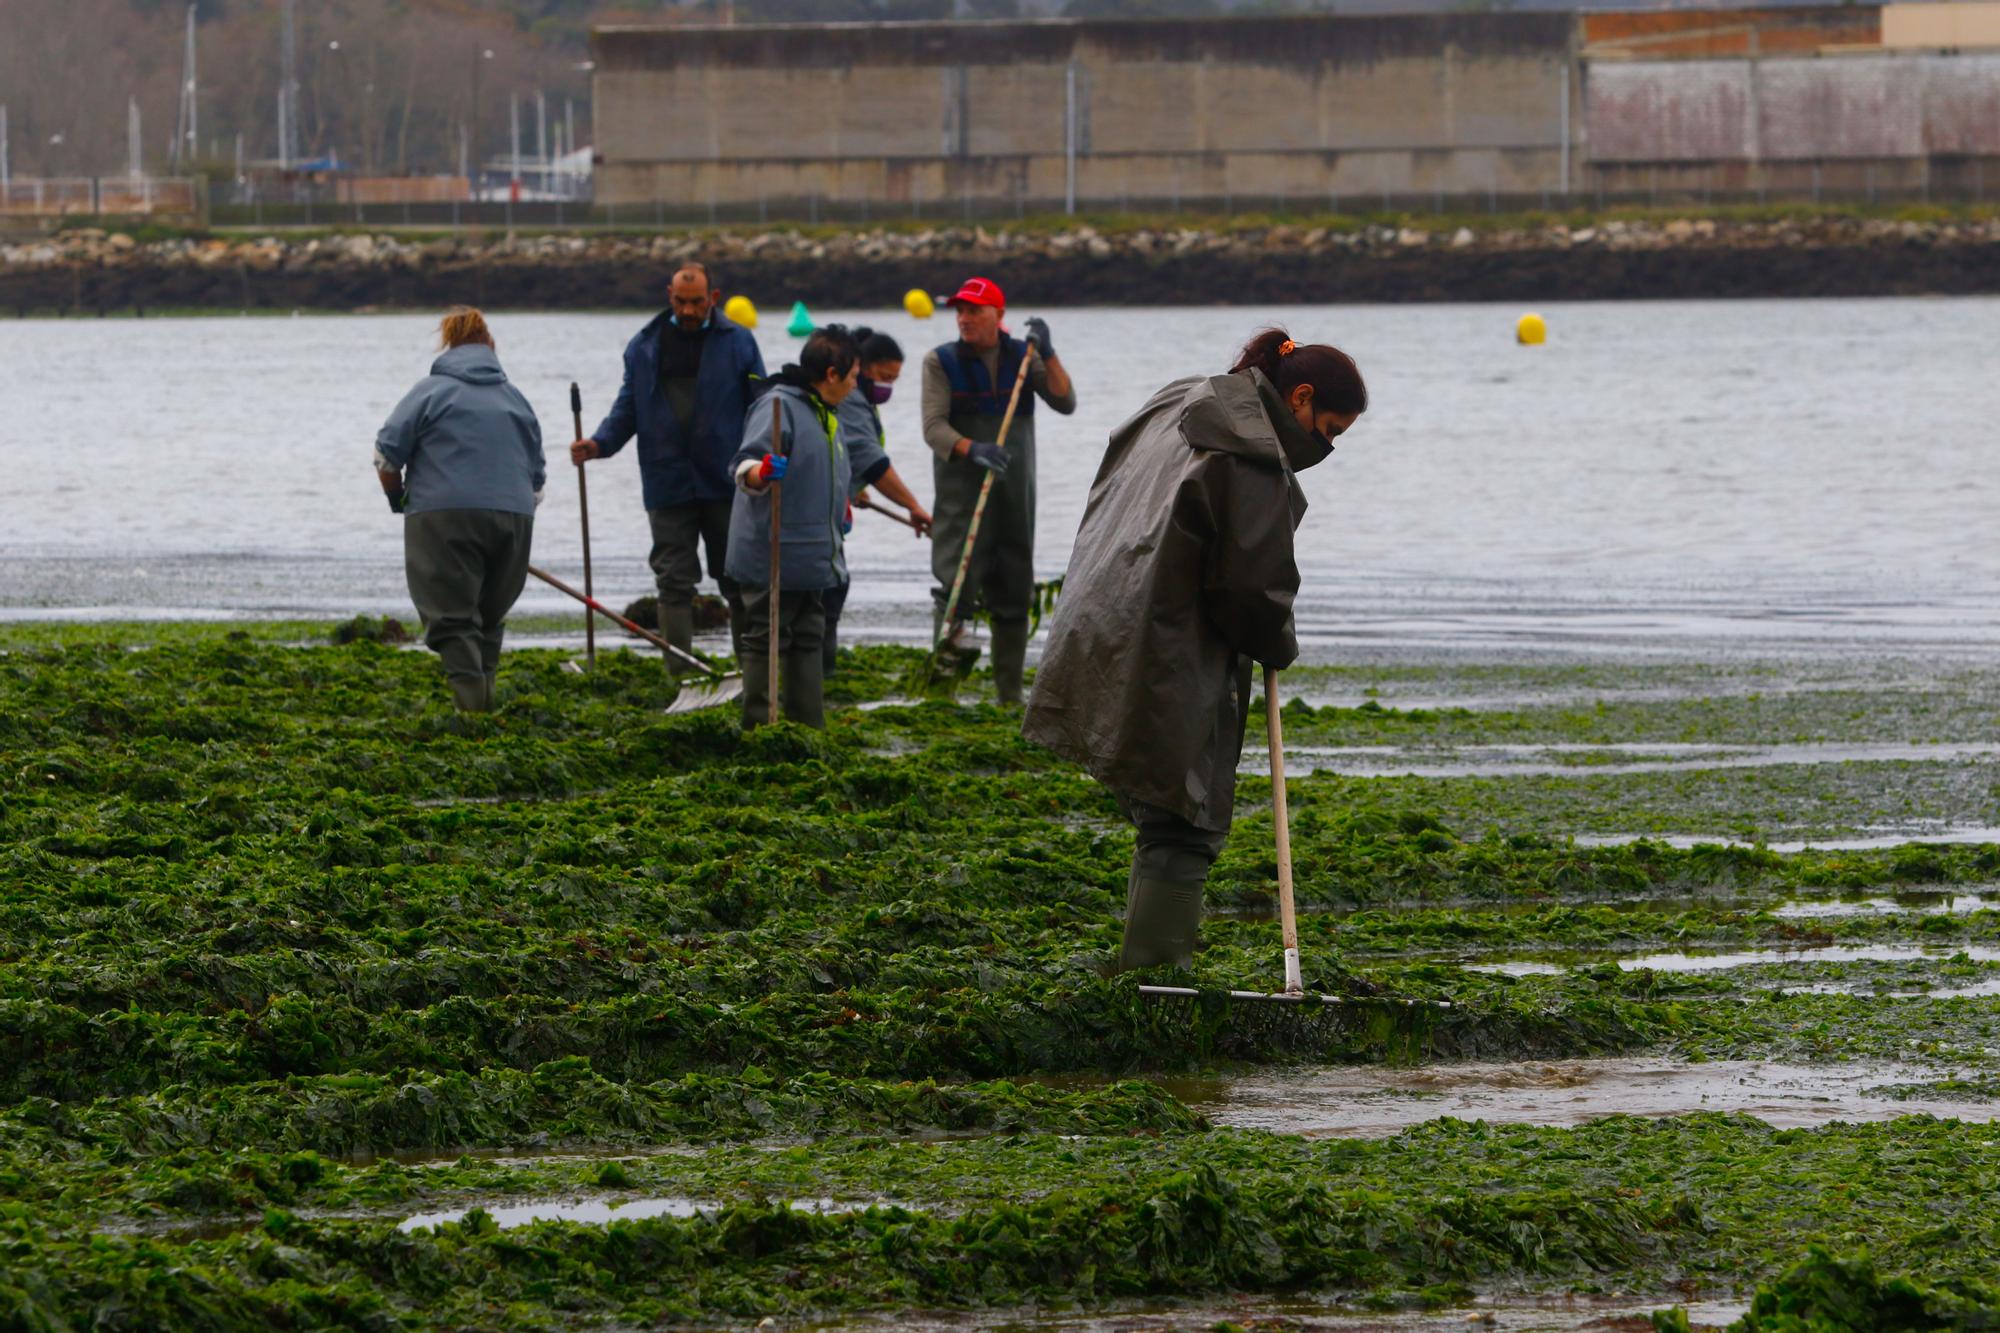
xmin=0 ymin=178 xmax=200 ymax=218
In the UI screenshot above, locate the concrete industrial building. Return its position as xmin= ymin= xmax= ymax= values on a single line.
xmin=590 ymin=3 xmax=2000 ymax=216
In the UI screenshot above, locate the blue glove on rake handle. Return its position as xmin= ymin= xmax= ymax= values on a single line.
xmin=965 ymin=441 xmax=1009 ymax=476
xmin=758 ymin=454 xmax=789 ymax=483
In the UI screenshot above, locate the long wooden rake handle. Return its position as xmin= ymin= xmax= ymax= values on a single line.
xmin=525 ymin=564 xmax=720 ymax=679
xmin=936 ymin=345 xmax=1036 ymax=642
xmin=1267 ymin=664 xmax=1302 ymax=996
xmin=855 ymin=491 xmax=919 ymax=530
xmin=571 ymin=382 xmax=594 ymax=671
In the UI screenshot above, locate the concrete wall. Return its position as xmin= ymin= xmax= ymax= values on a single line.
xmin=592 ymin=14 xmax=1579 ymax=211
xmin=1587 ymin=53 xmax=2000 ymax=162
xmin=591 ymin=9 xmax=2000 ymax=214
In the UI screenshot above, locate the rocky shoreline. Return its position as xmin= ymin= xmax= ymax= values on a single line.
xmin=4 ymin=214 xmax=1999 ymax=310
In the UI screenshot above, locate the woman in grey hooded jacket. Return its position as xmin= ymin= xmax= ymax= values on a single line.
xmin=726 ymin=328 xmax=926 ymax=731
xmin=1023 ymin=328 xmax=1366 ymax=973
xmin=374 ymin=307 xmax=546 ymax=712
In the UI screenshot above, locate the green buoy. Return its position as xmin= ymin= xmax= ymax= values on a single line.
xmin=786 ymin=300 xmax=815 ymax=338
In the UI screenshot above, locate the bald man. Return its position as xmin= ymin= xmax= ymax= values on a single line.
xmin=573 ymin=264 xmax=766 ymax=666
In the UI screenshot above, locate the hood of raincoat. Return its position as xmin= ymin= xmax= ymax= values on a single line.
xmin=430 ymin=343 xmax=509 ymax=386
xmin=1021 ymin=367 xmax=1325 ymax=832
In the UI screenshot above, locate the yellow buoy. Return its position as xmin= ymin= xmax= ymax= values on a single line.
xmin=1516 ymin=312 xmax=1547 ymax=346
xmin=724 ymin=294 xmax=758 ymax=329
xmin=903 ymin=288 xmax=935 ymax=320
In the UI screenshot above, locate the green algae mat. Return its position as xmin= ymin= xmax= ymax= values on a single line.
xmin=6 ymin=627 xmax=2000 ymax=1328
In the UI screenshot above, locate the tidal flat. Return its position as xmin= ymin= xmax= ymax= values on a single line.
xmin=5 ymin=624 xmax=2000 ymax=1328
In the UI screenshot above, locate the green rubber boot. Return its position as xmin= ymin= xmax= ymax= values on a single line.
xmin=660 ymin=603 xmax=697 ymax=676
xmin=784 ymin=648 xmax=826 ymax=729
xmin=449 ymin=674 xmax=491 ymax=713
xmin=1116 ymin=873 xmax=1205 ymax=972
xmin=739 ymin=653 xmax=772 ymax=731
xmin=990 ymin=616 xmax=1029 ymax=705
xmin=483 ymin=671 xmax=498 ymax=711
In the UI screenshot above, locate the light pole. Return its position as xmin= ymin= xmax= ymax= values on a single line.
xmin=470 ymin=47 xmax=493 ymax=199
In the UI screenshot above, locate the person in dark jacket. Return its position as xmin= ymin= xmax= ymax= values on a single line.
xmin=374 ymin=307 xmax=546 ymax=713
xmin=826 ymin=326 xmax=932 ymax=672
xmin=570 ymin=263 xmax=766 ymax=669
xmin=726 ymin=329 xmax=925 ymax=730
xmin=920 ymin=275 xmax=1076 ymax=704
xmin=1022 ymin=328 xmax=1367 ymax=972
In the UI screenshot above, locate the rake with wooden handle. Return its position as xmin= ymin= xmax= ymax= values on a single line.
xmin=525 ymin=565 xmax=742 ymax=714
xmin=570 ymin=382 xmax=594 ymax=670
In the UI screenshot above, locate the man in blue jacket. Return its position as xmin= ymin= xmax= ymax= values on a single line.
xmin=571 ymin=263 xmax=765 ymax=666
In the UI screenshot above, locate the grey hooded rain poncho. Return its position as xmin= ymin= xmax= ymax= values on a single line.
xmin=1023 ymin=366 xmax=1332 ymax=970
xmin=1024 ymin=365 xmax=1331 ymax=833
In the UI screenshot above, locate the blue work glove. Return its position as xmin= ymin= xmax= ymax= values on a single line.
xmin=385 ymin=490 xmax=406 ymax=514
xmin=965 ymin=441 xmax=1010 ymax=477
xmin=1024 ymin=316 xmax=1055 ymax=359
xmin=758 ymin=454 xmax=789 ymax=482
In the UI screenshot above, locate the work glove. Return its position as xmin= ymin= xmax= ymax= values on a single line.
xmin=839 ymin=501 xmax=854 ymax=536
xmin=965 ymin=441 xmax=1010 ymax=477
xmin=758 ymin=454 xmax=789 ymax=483
xmin=385 ymin=490 xmax=407 ymax=514
xmin=1024 ymin=316 xmax=1055 ymax=360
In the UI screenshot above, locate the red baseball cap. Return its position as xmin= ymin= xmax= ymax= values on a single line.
xmin=947 ymin=276 xmax=1005 ymax=309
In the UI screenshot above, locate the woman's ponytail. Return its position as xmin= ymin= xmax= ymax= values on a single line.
xmin=438 ymin=306 xmax=494 ymax=351
xmin=1231 ymin=326 xmax=1367 ymax=416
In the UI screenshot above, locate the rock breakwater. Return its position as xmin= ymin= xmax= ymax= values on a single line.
xmin=5 ymin=213 xmax=1999 ymax=311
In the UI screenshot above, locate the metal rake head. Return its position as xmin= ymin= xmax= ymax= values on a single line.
xmin=665 ymin=672 xmax=744 ymax=715
xmin=1134 ymin=985 xmax=1447 ymax=1063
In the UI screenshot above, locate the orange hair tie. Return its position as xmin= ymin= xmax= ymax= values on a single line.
xmin=1277 ymin=339 xmax=1297 ymax=356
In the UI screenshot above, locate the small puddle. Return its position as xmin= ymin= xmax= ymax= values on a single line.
xmin=811 ymin=1294 xmax=1748 ymax=1331
xmin=1773 ymin=891 xmax=1996 ymax=919
xmin=1465 ymin=943 xmax=2000 ymax=977
xmin=1093 ymin=1058 xmax=2000 ymax=1138
xmin=1577 ymin=827 xmax=2000 ymax=853
xmin=397 ymin=1194 xmax=891 ymax=1233
xmin=1248 ymin=741 xmax=2000 ymax=780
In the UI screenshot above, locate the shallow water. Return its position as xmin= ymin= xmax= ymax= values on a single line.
xmin=1466 ymin=943 xmax=2000 ymax=977
xmin=7 ymin=297 xmax=2000 ymax=656
xmin=397 ymin=1193 xmax=876 ymax=1233
xmin=1246 ymin=740 xmax=2000 ymax=779
xmin=1574 ymin=826 xmax=2000 ymax=853
xmin=1771 ymin=892 xmax=1996 ymax=919
xmin=1138 ymin=1057 xmax=2000 ymax=1137
xmin=811 ymin=1295 xmax=1750 ymax=1332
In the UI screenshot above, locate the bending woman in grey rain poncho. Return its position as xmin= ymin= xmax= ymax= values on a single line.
xmin=374 ymin=307 xmax=546 ymax=712
xmin=1023 ymin=328 xmax=1368 ymax=973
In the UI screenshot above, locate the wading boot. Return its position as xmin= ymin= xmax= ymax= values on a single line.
xmin=660 ymin=603 xmax=697 ymax=676
xmin=727 ymin=594 xmax=747 ymax=667
xmin=1116 ymin=872 xmax=1205 ymax=973
xmin=483 ymin=671 xmax=498 ymax=711
xmin=448 ymin=674 xmax=491 ymax=713
xmin=783 ymin=647 xmax=826 ymax=729
xmin=821 ymin=623 xmax=840 ymax=675
xmin=990 ymin=616 xmax=1029 ymax=706
xmin=739 ymin=653 xmax=771 ymax=731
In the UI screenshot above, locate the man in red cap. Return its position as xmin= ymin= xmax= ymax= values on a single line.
xmin=919 ymin=275 xmax=1077 ymax=704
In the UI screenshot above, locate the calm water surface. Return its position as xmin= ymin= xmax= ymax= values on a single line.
xmin=5 ymin=297 xmax=1993 ymax=657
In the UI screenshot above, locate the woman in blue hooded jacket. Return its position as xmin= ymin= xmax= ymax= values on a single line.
xmin=374 ymin=307 xmax=546 ymax=712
